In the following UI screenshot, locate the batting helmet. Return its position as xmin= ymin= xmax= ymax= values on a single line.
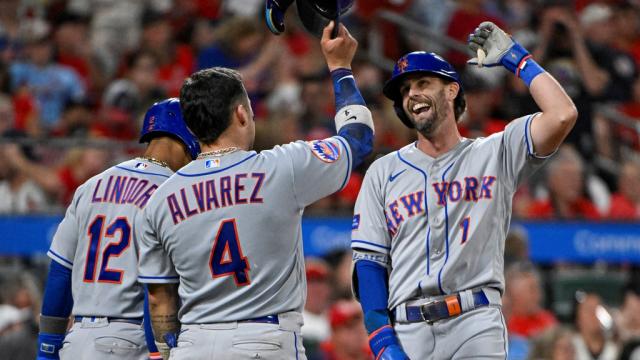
xmin=382 ymin=52 xmax=464 ymax=128
xmin=139 ymin=98 xmax=200 ymax=160
xmin=265 ymin=0 xmax=353 ymax=37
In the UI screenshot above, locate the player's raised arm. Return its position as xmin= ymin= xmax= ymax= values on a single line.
xmin=468 ymin=22 xmax=578 ymax=156
xmin=320 ymin=21 xmax=374 ymax=168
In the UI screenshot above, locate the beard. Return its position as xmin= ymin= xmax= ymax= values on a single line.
xmin=406 ymin=88 xmax=449 ymax=137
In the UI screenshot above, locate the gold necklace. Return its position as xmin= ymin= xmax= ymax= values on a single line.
xmin=137 ymin=156 xmax=169 ymax=168
xmin=197 ymin=147 xmax=240 ymax=158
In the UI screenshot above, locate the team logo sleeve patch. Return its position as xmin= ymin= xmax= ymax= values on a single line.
xmin=307 ymin=139 xmax=341 ymax=163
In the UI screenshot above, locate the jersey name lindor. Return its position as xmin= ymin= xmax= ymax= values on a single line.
xmin=91 ymin=175 xmax=159 ymax=209
xmin=167 ymin=172 xmax=266 ymax=225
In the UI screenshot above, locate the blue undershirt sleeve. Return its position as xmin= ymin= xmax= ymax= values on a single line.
xmin=41 ymin=260 xmax=73 ymax=317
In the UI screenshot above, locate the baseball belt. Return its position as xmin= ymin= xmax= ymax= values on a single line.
xmin=238 ymin=315 xmax=279 ymax=325
xmin=74 ymin=316 xmax=143 ymax=325
xmin=400 ymin=289 xmax=490 ymax=324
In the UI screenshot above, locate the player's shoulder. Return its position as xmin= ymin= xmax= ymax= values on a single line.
xmin=365 ymin=143 xmax=415 ymax=176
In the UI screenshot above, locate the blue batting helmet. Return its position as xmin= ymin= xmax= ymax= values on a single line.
xmin=382 ymin=52 xmax=463 ymax=128
xmin=139 ymin=98 xmax=200 ymax=160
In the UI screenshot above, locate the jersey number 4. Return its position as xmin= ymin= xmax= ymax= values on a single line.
xmin=209 ymin=219 xmax=251 ymax=286
xmin=84 ymin=215 xmax=131 ymax=284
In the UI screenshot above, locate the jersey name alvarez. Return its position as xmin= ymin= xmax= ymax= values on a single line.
xmin=90 ymin=175 xmax=159 ymax=209
xmin=166 ymin=172 xmax=266 ymax=225
xmin=385 ymin=175 xmax=496 ymax=236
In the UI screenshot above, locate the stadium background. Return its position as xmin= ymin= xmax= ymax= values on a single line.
xmin=0 ymin=0 xmax=639 ymax=359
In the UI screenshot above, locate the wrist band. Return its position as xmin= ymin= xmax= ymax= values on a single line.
xmin=500 ymin=42 xmax=545 ymax=87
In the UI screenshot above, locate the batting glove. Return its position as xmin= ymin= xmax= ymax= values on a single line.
xmin=467 ymin=21 xmax=544 ymax=86
xmin=369 ymin=325 xmax=410 ymax=360
xmin=37 ymin=333 xmax=64 ymax=359
xmin=265 ymin=0 xmax=294 ymax=35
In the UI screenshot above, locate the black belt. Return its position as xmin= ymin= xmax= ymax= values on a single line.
xmin=403 ymin=289 xmax=489 ymax=324
xmin=74 ymin=316 xmax=143 ymax=325
xmin=238 ymin=315 xmax=279 ymax=324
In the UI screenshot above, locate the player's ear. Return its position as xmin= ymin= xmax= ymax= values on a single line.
xmin=446 ymin=82 xmax=460 ymax=101
xmin=234 ymin=103 xmax=249 ymax=127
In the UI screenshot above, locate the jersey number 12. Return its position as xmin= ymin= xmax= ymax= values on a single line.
xmin=209 ymin=219 xmax=251 ymax=286
xmin=84 ymin=215 xmax=131 ymax=284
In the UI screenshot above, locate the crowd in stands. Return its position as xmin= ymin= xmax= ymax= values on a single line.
xmin=0 ymin=0 xmax=640 ymax=359
xmin=0 ymin=0 xmax=637 ymax=219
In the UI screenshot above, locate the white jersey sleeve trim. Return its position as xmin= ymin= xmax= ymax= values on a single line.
xmin=524 ymin=112 xmax=556 ymax=159
xmin=47 ymin=249 xmax=73 ymax=269
xmin=138 ymin=275 xmax=180 ymax=284
xmin=351 ymin=239 xmax=391 ymax=253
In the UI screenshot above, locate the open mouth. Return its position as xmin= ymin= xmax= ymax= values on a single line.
xmin=411 ymin=102 xmax=431 ymax=115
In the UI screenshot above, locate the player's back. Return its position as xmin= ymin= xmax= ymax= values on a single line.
xmin=140 ymin=138 xmax=351 ymax=324
xmin=48 ymin=158 xmax=173 ymax=318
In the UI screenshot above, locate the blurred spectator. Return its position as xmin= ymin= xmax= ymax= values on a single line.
xmin=51 ymin=99 xmax=93 ymax=137
xmin=139 ymin=9 xmax=194 ymax=97
xmin=619 ymin=339 xmax=640 ymax=360
xmin=0 ymin=94 xmax=14 ymax=134
xmin=504 ymin=227 xmax=529 ymax=267
xmin=616 ymin=279 xmax=640 ymax=343
xmin=458 ymin=70 xmax=507 ymax=138
xmin=4 ymin=146 xmax=108 ymax=206
xmin=0 ymin=304 xmax=36 ymax=360
xmin=52 ymin=11 xmax=91 ymax=88
xmin=300 ymin=73 xmax=334 ymax=135
xmin=527 ymin=145 xmax=601 ymax=220
xmin=0 ymin=131 xmax=50 ymax=213
xmin=311 ymin=299 xmax=372 ymax=360
xmin=528 ymin=326 xmax=576 ymax=360
xmin=504 ymin=262 xmax=558 ymax=338
xmin=324 ymin=249 xmax=354 ymax=300
xmin=533 ymin=3 xmax=637 ymax=159
xmin=223 ymin=0 xmax=262 ymax=17
xmin=90 ymin=78 xmax=141 ymax=140
xmin=607 ymin=161 xmax=640 ymax=220
xmin=9 ymin=18 xmax=86 ymax=133
xmin=573 ymin=291 xmax=619 ymax=360
xmin=444 ymin=0 xmax=506 ymax=68
xmin=302 ymin=258 xmax=332 ymax=352
xmin=67 ymin=0 xmax=172 ymax=78
xmin=197 ymin=16 xmax=285 ymax=100
xmin=612 ymin=3 xmax=640 ymax=67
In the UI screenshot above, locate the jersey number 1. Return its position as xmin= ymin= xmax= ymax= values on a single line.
xmin=209 ymin=219 xmax=251 ymax=286
xmin=84 ymin=215 xmax=131 ymax=283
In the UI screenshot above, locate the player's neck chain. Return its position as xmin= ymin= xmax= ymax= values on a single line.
xmin=198 ymin=147 xmax=240 ymax=158
xmin=137 ymin=156 xmax=169 ymax=168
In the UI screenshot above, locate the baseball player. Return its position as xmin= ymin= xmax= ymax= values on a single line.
xmin=351 ymin=22 xmax=578 ymax=359
xmin=137 ymin=22 xmax=373 ymax=359
xmin=36 ymin=98 xmax=200 ymax=360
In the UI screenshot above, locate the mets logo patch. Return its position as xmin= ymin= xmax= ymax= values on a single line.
xmin=308 ymin=139 xmax=340 ymax=163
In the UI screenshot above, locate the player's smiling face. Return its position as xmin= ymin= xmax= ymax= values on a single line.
xmin=400 ymin=74 xmax=453 ymax=135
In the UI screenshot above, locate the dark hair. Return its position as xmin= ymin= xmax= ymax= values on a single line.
xmin=180 ymin=67 xmax=247 ymax=145
xmin=453 ymin=91 xmax=466 ymax=122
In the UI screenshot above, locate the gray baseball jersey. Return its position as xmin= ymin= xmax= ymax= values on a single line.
xmin=137 ymin=137 xmax=352 ymax=324
xmin=48 ymin=158 xmax=172 ymax=318
xmin=352 ymin=114 xmax=547 ymax=309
